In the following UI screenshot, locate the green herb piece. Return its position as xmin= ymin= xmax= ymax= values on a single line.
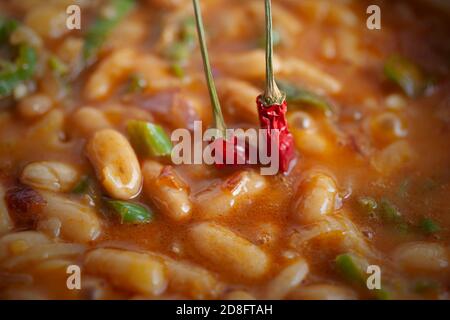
xmin=384 ymin=55 xmax=426 ymax=98
xmin=72 ymin=176 xmax=90 ymax=194
xmin=105 ymin=199 xmax=153 ymax=224
xmin=358 ymin=196 xmax=378 ymax=216
xmin=0 ymin=44 xmax=37 ymax=98
xmin=379 ymin=198 xmax=402 ymax=223
xmin=164 ymin=16 xmax=197 ymax=78
xmin=277 ymin=80 xmax=332 ymax=114
xmin=419 ymin=218 xmax=440 ymax=235
xmin=335 ymin=253 xmax=366 ymax=286
xmin=127 ymin=73 xmax=147 ymax=93
xmin=0 ymin=17 xmax=18 ymax=43
xmin=83 ymin=0 xmax=135 ymax=64
xmin=127 ymin=120 xmax=173 ymax=157
xmin=171 ymin=62 xmax=185 ymax=78
xmin=48 ymin=55 xmax=69 ymax=76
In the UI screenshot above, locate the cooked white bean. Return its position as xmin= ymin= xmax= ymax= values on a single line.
xmin=18 ymin=94 xmax=53 ymax=119
xmin=142 ymin=161 xmax=192 ymax=222
xmin=1 ymin=243 xmax=85 ymax=270
xmin=86 ymin=129 xmax=142 ymax=200
xmin=371 ymin=140 xmax=414 ymax=175
xmin=40 ymin=192 xmax=101 ymax=243
xmin=164 ymin=258 xmax=222 ymax=299
xmin=188 ymin=222 xmax=270 ymax=280
xmin=20 ymin=161 xmax=79 ymax=192
xmin=294 ymin=173 xmax=337 ymax=224
xmin=393 ymin=242 xmax=449 ymax=275
xmin=71 ymin=107 xmax=111 ymax=137
xmin=84 ymin=248 xmax=168 ymax=296
xmin=265 ymin=258 xmax=309 ymax=299
xmin=216 ymin=78 xmax=260 ymax=124
xmin=289 ymin=284 xmax=357 ymax=300
xmin=281 ymin=58 xmax=342 ymax=94
xmin=225 ymin=290 xmax=256 ymax=300
xmin=0 ymin=231 xmax=50 ymax=262
xmin=195 ymin=170 xmax=266 ymax=219
xmin=217 ymin=50 xmax=281 ymax=80
xmin=85 ymin=48 xmax=137 ymax=100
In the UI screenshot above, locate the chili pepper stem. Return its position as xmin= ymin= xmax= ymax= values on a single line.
xmin=193 ymin=0 xmax=227 ymax=138
xmin=263 ymin=0 xmax=285 ymax=106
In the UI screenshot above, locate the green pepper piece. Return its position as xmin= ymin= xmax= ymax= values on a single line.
xmin=277 ymin=80 xmax=332 ymax=114
xmin=384 ymin=55 xmax=426 ymax=98
xmin=105 ymin=199 xmax=153 ymax=224
xmin=127 ymin=120 xmax=173 ymax=157
xmin=419 ymin=218 xmax=440 ymax=235
xmin=83 ymin=0 xmax=135 ymax=64
xmin=0 ymin=44 xmax=37 ymax=97
xmin=335 ymin=253 xmax=366 ymax=285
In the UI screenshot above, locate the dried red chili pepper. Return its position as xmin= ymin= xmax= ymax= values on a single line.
xmin=257 ymin=0 xmax=295 ymax=173
xmin=5 ymin=184 xmax=46 ymax=228
xmin=193 ymin=0 xmax=248 ymax=168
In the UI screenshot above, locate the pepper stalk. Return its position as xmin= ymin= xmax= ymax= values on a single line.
xmin=263 ymin=0 xmax=285 ymax=106
xmin=193 ymin=0 xmax=227 ymax=138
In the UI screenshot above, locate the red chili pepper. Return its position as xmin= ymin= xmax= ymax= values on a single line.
xmin=257 ymin=95 xmax=294 ymax=173
xmin=193 ymin=0 xmax=250 ymax=168
xmin=257 ymin=0 xmax=295 ymax=173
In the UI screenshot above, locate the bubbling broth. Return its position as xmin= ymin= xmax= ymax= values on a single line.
xmin=0 ymin=0 xmax=449 ymax=300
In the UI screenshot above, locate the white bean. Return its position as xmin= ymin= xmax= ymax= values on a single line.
xmin=86 ymin=129 xmax=142 ymax=200
xmin=142 ymin=161 xmax=192 ymax=222
xmin=264 ymin=258 xmax=309 ymax=299
xmin=84 ymin=248 xmax=168 ymax=296
xmin=393 ymin=242 xmax=449 ymax=275
xmin=20 ymin=161 xmax=79 ymax=192
xmin=40 ymin=192 xmax=101 ymax=243
xmin=188 ymin=222 xmax=270 ymax=280
xmin=294 ymin=173 xmax=337 ymax=224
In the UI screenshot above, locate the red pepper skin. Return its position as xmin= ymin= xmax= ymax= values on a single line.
xmin=256 ymin=94 xmax=295 ymax=173
xmin=210 ymin=136 xmax=249 ymax=168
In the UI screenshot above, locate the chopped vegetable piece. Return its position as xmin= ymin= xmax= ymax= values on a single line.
xmin=72 ymin=176 xmax=90 ymax=194
xmin=379 ymin=198 xmax=402 ymax=222
xmin=127 ymin=120 xmax=173 ymax=157
xmin=419 ymin=218 xmax=440 ymax=235
xmin=0 ymin=17 xmax=18 ymax=43
xmin=127 ymin=73 xmax=147 ymax=93
xmin=164 ymin=16 xmax=197 ymax=77
xmin=335 ymin=253 xmax=366 ymax=285
xmin=0 ymin=44 xmax=37 ymax=98
xmin=171 ymin=63 xmax=185 ymax=78
xmin=384 ymin=55 xmax=426 ymax=97
xmin=105 ymin=199 xmax=153 ymax=224
xmin=48 ymin=55 xmax=69 ymax=76
xmin=83 ymin=0 xmax=135 ymax=64
xmin=358 ymin=196 xmax=378 ymax=216
xmin=277 ymin=80 xmax=332 ymax=114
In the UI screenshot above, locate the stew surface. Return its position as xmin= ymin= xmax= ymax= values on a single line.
xmin=0 ymin=0 xmax=449 ymax=300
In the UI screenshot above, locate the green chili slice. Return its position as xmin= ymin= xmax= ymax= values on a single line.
xmin=0 ymin=17 xmax=18 ymax=43
xmin=83 ymin=0 xmax=135 ymax=64
xmin=384 ymin=55 xmax=426 ymax=98
xmin=0 ymin=44 xmax=37 ymax=98
xmin=105 ymin=199 xmax=153 ymax=224
xmin=277 ymin=80 xmax=332 ymax=114
xmin=379 ymin=198 xmax=402 ymax=223
xmin=419 ymin=218 xmax=440 ymax=235
xmin=335 ymin=253 xmax=366 ymax=285
xmin=127 ymin=120 xmax=173 ymax=157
